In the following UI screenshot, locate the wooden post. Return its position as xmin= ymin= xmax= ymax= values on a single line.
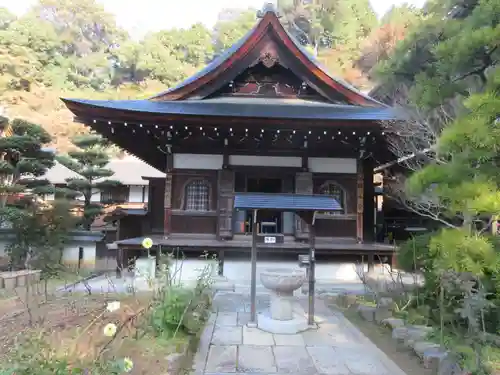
xmin=356 ymin=160 xmax=364 ymax=243
xmin=217 ymin=169 xmax=235 ymax=239
xmin=164 ymin=153 xmax=173 ymax=237
xmin=308 ymin=222 xmax=316 ymax=326
xmin=116 ymin=219 xmax=122 ymax=278
xmin=363 ymin=158 xmax=375 ymax=242
xmin=218 ymin=250 xmax=225 ymax=276
xmin=249 ymin=209 xmax=258 ymax=327
xmin=367 ymin=253 xmax=375 ymax=272
xmin=294 ymin=172 xmax=313 ymax=240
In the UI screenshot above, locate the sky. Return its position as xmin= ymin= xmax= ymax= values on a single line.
xmin=1 ymin=0 xmax=427 ymax=38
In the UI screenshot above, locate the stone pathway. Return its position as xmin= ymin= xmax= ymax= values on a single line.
xmin=191 ymin=292 xmax=408 ymax=375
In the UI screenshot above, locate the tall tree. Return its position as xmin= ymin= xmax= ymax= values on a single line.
xmin=213 ymin=9 xmax=257 ymax=55
xmin=0 ymin=14 xmax=60 ymax=91
xmin=57 ymin=134 xmax=121 ymax=230
xmin=29 ymin=0 xmax=128 ymax=90
xmin=279 ymin=0 xmax=377 ymax=87
xmin=0 ymin=118 xmax=55 ymax=209
xmin=357 ymin=5 xmax=424 ymax=78
xmin=0 ymin=7 xmax=15 ymax=30
xmin=0 ymin=118 xmax=76 ymax=268
xmin=155 ymin=23 xmax=214 ymax=67
xmin=373 ymin=0 xmax=499 ymax=225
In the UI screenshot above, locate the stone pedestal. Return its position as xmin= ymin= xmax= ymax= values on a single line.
xmin=270 ymin=291 xmax=294 ymax=320
xmin=257 ymin=268 xmax=310 ymax=334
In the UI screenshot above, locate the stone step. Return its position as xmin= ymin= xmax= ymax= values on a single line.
xmin=381 ymin=317 xmax=405 ymax=329
xmin=388 ymin=323 xmax=463 ymax=374
xmin=357 ymin=304 xmax=376 ymax=322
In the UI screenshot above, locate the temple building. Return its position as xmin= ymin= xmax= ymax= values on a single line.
xmin=62 ymin=4 xmax=397 ymax=268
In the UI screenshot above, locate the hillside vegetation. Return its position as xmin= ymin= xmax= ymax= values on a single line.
xmin=0 ymin=0 xmax=421 ymax=152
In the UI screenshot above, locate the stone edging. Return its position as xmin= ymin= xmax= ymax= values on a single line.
xmin=190 ymin=312 xmax=216 ymax=375
xmin=324 ymin=301 xmax=408 ymax=375
xmin=349 ymin=298 xmax=467 ymax=375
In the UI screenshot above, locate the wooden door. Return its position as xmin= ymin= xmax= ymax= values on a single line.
xmin=217 ymin=169 xmax=235 ymax=239
xmin=294 ymin=172 xmax=313 ymax=240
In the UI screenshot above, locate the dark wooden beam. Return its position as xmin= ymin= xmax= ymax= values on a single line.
xmin=301 ymin=151 xmax=308 ymax=171
xmin=363 ymin=157 xmax=375 ymax=242
xmin=356 ymin=160 xmax=364 ymax=244
xmin=164 ymin=153 xmax=173 ymax=237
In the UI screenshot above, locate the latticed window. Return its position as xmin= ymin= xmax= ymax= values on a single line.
xmin=185 ymin=179 xmax=210 ymax=211
xmin=319 ymin=182 xmax=345 ymax=214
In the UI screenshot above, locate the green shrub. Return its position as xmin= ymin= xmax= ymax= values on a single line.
xmin=150 ymin=287 xmax=193 ymax=336
xmin=397 ymin=231 xmax=436 ymax=272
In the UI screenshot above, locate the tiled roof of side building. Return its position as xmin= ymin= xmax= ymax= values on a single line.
xmin=43 ymin=156 xmax=165 ymax=185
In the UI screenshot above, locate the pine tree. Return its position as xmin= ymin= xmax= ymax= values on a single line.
xmin=58 ymin=134 xmax=122 ymax=230
xmin=0 ymin=117 xmax=76 ymax=268
xmin=0 ymin=118 xmax=57 ymax=210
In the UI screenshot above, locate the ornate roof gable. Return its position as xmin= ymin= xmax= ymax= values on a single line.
xmin=150 ymin=3 xmax=383 ymax=107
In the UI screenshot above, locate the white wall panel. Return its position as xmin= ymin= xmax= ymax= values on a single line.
xmin=229 ymin=155 xmax=301 ymax=168
xmin=308 ymin=158 xmax=357 ymax=174
xmin=173 ymin=154 xmax=223 ymax=170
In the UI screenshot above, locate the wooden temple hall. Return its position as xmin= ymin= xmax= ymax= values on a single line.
xmin=62 ymin=4 xmax=398 ymax=266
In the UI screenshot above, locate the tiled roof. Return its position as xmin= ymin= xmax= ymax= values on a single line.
xmin=97 ymin=157 xmax=165 ymax=185
xmin=43 ymin=156 xmax=165 ymax=185
xmin=63 ymin=97 xmax=398 ymax=121
xmin=42 ymin=161 xmax=82 ymax=184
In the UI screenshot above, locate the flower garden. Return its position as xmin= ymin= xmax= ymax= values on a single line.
xmin=0 ymin=238 xmax=215 ymax=375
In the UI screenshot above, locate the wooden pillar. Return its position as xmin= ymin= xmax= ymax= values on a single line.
xmin=391 ymin=251 xmax=399 ymax=270
xmin=356 ymin=160 xmax=364 ymax=243
xmin=164 ymin=153 xmax=173 ymax=237
xmin=116 ymin=220 xmax=122 ymax=278
xmin=363 ymin=158 xmax=375 ymax=242
xmin=307 ymin=222 xmax=316 ymax=326
xmin=249 ymin=209 xmax=258 ymax=327
xmin=282 ymin=174 xmax=295 ymax=235
xmin=217 ymin=169 xmax=235 ymax=239
xmin=367 ymin=253 xmax=375 ymax=272
xmin=294 ymin=172 xmax=313 ymax=240
xmin=218 ymin=249 xmax=225 ymax=276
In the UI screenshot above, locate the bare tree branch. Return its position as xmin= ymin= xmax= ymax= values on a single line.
xmin=374 ymin=85 xmax=465 ymax=227
xmin=385 ymin=174 xmax=458 ymax=229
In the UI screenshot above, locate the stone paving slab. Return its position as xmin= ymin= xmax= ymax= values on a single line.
xmin=193 ymin=292 xmax=408 ymax=375
xmin=273 ymin=333 xmax=305 ymax=346
xmin=205 ymin=345 xmax=237 ymax=373
xmin=212 ymin=325 xmax=242 ymax=345
xmin=216 ymin=312 xmax=238 ymax=326
xmin=306 ymin=346 xmax=350 ymax=375
xmin=238 ymin=345 xmax=277 ymax=372
xmin=273 ymin=345 xmax=317 ymax=375
xmin=243 ymin=325 xmax=275 ymax=345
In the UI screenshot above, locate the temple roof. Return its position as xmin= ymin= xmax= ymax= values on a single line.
xmin=149 ymin=5 xmax=382 ymax=106
xmin=63 ymin=97 xmax=396 ymax=122
xmin=60 ymin=4 xmax=396 ymax=169
xmin=62 ymin=4 xmax=392 ymax=124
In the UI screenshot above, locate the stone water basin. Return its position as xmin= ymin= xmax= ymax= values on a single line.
xmin=260 ymin=268 xmax=306 ymax=295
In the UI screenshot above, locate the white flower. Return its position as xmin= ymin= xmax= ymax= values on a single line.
xmin=106 ymin=301 xmax=120 ymax=312
xmin=103 ymin=323 xmax=117 ymax=337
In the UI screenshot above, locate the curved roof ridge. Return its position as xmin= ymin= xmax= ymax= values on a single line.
xmin=149 ymin=18 xmax=261 ymax=101
xmin=282 ymin=28 xmax=386 ymax=107
xmin=148 ymin=6 xmax=383 ymax=106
